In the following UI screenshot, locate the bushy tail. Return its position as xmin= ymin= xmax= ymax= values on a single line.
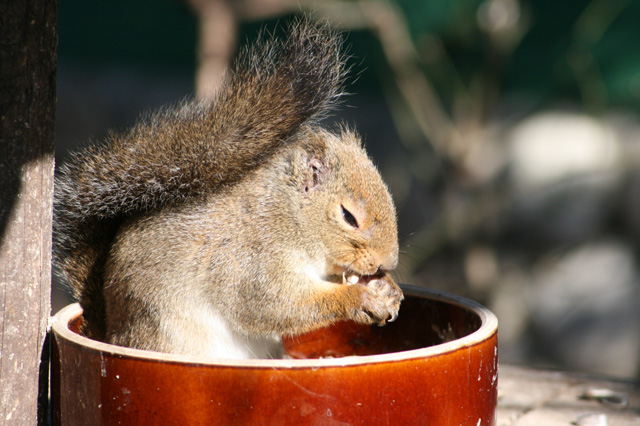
xmin=53 ymin=18 xmax=347 ymax=339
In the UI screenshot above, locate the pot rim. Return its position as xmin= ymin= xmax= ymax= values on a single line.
xmin=51 ymin=285 xmax=497 ymax=369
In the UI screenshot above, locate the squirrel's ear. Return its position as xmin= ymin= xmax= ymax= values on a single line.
xmin=303 ymin=157 xmax=328 ymax=194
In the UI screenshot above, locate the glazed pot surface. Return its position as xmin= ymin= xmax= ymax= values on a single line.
xmin=51 ymin=285 xmax=498 ymax=425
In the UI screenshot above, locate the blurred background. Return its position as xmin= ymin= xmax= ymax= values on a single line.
xmin=54 ymin=0 xmax=640 ymax=380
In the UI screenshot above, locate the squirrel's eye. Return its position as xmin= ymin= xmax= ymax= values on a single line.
xmin=341 ymin=205 xmax=359 ymax=229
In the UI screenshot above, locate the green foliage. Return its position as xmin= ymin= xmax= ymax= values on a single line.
xmin=391 ymin=0 xmax=640 ymax=112
xmin=57 ymin=0 xmax=640 ymax=110
xmin=58 ymin=0 xmax=197 ymax=70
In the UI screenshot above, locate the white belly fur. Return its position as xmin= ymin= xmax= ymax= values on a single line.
xmin=160 ymin=303 xmax=284 ymax=360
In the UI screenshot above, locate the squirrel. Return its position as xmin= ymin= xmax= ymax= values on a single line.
xmin=53 ymin=19 xmax=403 ymax=360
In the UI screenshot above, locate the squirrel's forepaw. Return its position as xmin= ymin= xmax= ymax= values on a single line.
xmin=357 ymin=275 xmax=404 ymax=326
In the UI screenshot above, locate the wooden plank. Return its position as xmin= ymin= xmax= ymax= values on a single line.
xmin=498 ymin=365 xmax=640 ymax=426
xmin=0 ymin=1 xmax=58 ymax=425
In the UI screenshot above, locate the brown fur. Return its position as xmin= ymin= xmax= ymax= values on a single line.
xmin=53 ymin=19 xmax=402 ymax=358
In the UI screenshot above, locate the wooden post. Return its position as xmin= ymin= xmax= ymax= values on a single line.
xmin=0 ymin=1 xmax=58 ymax=425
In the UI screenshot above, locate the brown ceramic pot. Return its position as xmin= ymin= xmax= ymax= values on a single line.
xmin=51 ymin=285 xmax=498 ymax=425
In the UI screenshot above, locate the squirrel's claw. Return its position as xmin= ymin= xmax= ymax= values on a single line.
xmin=353 ymin=274 xmax=403 ymax=326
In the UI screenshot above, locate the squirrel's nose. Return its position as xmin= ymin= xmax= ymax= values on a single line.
xmin=378 ymin=253 xmax=398 ymax=273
